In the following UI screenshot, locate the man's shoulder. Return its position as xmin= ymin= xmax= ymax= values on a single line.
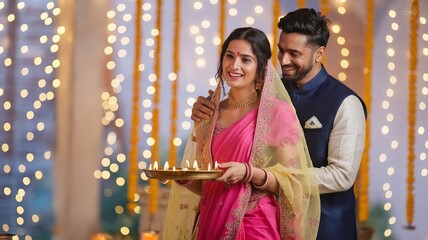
xmin=324 ymin=75 xmax=354 ymax=92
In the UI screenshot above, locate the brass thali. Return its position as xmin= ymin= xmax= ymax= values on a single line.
xmin=143 ymin=168 xmax=223 ymax=180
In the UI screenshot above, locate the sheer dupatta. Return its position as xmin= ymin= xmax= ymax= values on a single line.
xmin=163 ymin=61 xmax=320 ymax=239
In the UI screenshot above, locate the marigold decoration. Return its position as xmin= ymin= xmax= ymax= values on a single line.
xmin=357 ymin=0 xmax=374 ymax=224
xmin=218 ymin=0 xmax=226 ymax=56
xmin=406 ymin=0 xmax=419 ymax=229
xmin=319 ymin=0 xmax=329 ymax=16
xmin=168 ymin=0 xmax=181 ymax=176
xmin=149 ymin=0 xmax=164 ymax=217
xmin=271 ymin=0 xmax=280 ymax=69
xmin=127 ymin=0 xmax=143 ymax=213
xmin=319 ymin=0 xmax=328 ymax=65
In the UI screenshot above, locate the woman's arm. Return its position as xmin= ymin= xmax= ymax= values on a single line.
xmin=175 ymin=180 xmax=204 ymax=196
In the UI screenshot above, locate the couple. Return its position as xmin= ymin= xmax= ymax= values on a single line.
xmin=163 ymin=8 xmax=366 ymax=240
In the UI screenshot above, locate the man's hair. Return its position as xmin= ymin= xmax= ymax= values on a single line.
xmin=277 ymin=8 xmax=331 ymax=48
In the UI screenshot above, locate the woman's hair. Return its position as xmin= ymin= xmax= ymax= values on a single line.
xmin=215 ymin=27 xmax=272 ymax=87
xmin=277 ymin=8 xmax=330 ymax=48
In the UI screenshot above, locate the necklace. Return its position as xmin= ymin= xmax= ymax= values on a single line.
xmin=227 ymin=91 xmax=259 ymax=109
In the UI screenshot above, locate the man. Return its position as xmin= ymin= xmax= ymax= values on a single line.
xmin=191 ymin=8 xmax=366 ymax=240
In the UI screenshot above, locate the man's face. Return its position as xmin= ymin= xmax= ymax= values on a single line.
xmin=277 ymin=32 xmax=317 ymax=85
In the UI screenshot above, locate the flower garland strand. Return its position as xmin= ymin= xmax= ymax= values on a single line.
xmin=297 ymin=0 xmax=305 ymax=9
xmin=272 ymin=0 xmax=280 ymax=69
xmin=319 ymin=0 xmax=328 ymax=65
xmin=149 ymin=0 xmax=163 ymax=217
xmin=358 ymin=0 xmax=374 ymax=224
xmin=168 ymin=0 xmax=181 ymax=171
xmin=406 ymin=0 xmax=419 ymax=229
xmin=219 ymin=0 xmax=226 ymax=57
xmin=320 ymin=0 xmax=329 ymax=16
xmin=127 ymin=0 xmax=143 ymax=214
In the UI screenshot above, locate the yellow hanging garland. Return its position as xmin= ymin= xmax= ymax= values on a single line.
xmin=218 ymin=0 xmax=226 ymax=57
xmin=357 ymin=0 xmax=374 ymax=224
xmin=149 ymin=0 xmax=164 ymax=217
xmin=271 ymin=0 xmax=280 ymax=69
xmin=297 ymin=0 xmax=305 ymax=9
xmin=320 ymin=0 xmax=329 ymax=17
xmin=168 ymin=0 xmax=181 ymax=174
xmin=127 ymin=0 xmax=143 ymax=213
xmin=319 ymin=0 xmax=328 ymax=66
xmin=406 ymin=0 xmax=418 ymax=229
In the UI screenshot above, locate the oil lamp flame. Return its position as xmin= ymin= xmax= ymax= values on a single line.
xmin=215 ymin=161 xmax=218 ymax=169
xmin=208 ymin=163 xmax=211 ymax=171
xmin=173 ymin=166 xmax=176 ymax=171
xmin=193 ymin=160 xmax=199 ymax=170
xmin=183 ymin=160 xmax=190 ymax=170
xmin=153 ymin=161 xmax=158 ymax=170
xmin=164 ymin=161 xmax=169 ymax=170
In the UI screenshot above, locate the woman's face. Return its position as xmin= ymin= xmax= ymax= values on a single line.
xmin=222 ymin=39 xmax=258 ymax=92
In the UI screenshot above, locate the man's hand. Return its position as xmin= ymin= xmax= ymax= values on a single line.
xmin=191 ymin=90 xmax=216 ymax=123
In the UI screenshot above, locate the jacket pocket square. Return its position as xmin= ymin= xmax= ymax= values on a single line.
xmin=304 ymin=116 xmax=322 ymax=129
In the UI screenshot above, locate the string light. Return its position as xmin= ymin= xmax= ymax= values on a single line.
xmin=420 ymin=13 xmax=428 ymax=181
xmin=378 ymin=7 xmax=400 ymax=238
xmin=357 ymin=0 xmax=374 ymax=225
xmin=0 ymin=1 xmax=61 ymax=238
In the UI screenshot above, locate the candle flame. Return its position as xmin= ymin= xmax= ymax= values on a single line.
xmin=215 ymin=161 xmax=218 ymax=169
xmin=164 ymin=161 xmax=169 ymax=170
xmin=173 ymin=166 xmax=176 ymax=171
xmin=208 ymin=163 xmax=211 ymax=171
xmin=193 ymin=160 xmax=199 ymax=170
xmin=154 ymin=161 xmax=158 ymax=170
xmin=149 ymin=164 xmax=152 ymax=170
xmin=185 ymin=160 xmax=190 ymax=168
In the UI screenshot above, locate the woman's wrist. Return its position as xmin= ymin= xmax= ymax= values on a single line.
xmin=241 ymin=163 xmax=253 ymax=182
xmin=252 ymin=168 xmax=269 ymax=190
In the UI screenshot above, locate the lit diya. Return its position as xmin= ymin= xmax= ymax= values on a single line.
xmin=143 ymin=160 xmax=222 ymax=180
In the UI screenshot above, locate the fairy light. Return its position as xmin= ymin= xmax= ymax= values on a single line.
xmin=332 ymin=2 xmax=350 ymax=82
xmin=421 ymin=17 xmax=428 ymax=179
xmin=378 ymin=8 xmax=401 ymax=237
xmin=0 ymin=1 xmax=62 ymax=238
xmin=357 ymin=0 xmax=374 ymax=225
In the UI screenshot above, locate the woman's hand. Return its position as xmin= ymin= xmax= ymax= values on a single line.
xmin=215 ymin=162 xmax=247 ymax=185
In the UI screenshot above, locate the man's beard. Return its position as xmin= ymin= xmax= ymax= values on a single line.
xmin=282 ymin=58 xmax=314 ymax=83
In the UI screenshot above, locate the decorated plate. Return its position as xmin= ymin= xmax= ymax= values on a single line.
xmin=143 ymin=168 xmax=223 ymax=180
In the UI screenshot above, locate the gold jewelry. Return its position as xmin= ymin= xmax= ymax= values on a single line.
xmin=227 ymin=91 xmax=258 ymax=109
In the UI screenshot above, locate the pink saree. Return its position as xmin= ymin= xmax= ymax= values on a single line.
xmin=163 ymin=61 xmax=320 ymax=240
xmin=197 ymin=109 xmax=280 ymax=240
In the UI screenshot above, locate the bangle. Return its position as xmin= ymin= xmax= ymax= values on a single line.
xmin=175 ymin=180 xmax=193 ymax=187
xmin=241 ymin=163 xmax=248 ymax=182
xmin=242 ymin=163 xmax=253 ymax=183
xmin=252 ymin=169 xmax=269 ymax=190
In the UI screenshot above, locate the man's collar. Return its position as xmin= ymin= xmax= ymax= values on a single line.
xmin=293 ymin=65 xmax=328 ymax=91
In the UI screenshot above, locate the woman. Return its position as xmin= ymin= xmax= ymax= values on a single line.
xmin=163 ymin=27 xmax=320 ymax=239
